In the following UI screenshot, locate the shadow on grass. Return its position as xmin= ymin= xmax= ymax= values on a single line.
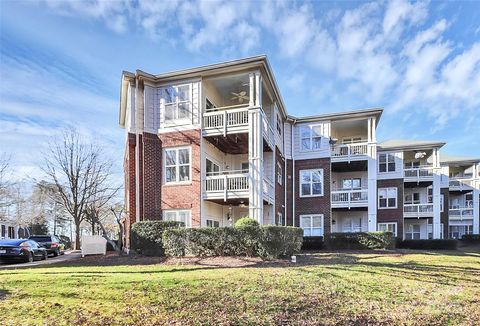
xmin=0 ymin=289 xmax=10 ymax=301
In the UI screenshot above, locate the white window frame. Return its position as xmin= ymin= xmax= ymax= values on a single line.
xmin=378 ymin=187 xmax=397 ymax=209
xmin=342 ymin=178 xmax=361 ymax=190
xmin=163 ymin=209 xmax=191 ymax=227
xmin=378 ymin=153 xmax=396 ymax=173
xmin=277 ymin=162 xmax=282 ymax=185
xmin=206 ymin=158 xmax=220 ymax=176
xmin=343 ymin=217 xmax=362 ymax=233
xmin=342 ymin=136 xmax=363 ymax=144
xmin=206 ymin=219 xmax=220 ymax=228
xmin=440 ymin=194 xmax=444 ymax=212
xmin=164 ymin=146 xmax=192 ymax=185
xmin=300 ymin=214 xmax=324 ymax=237
xmin=276 ymin=113 xmax=282 ymax=136
xmin=161 ymin=83 xmax=192 ymax=124
xmin=405 ymin=224 xmax=421 ymax=240
xmin=276 ymin=212 xmax=283 ymax=226
xmin=300 ymin=124 xmax=323 ymax=151
xmin=299 ymin=169 xmax=324 ymax=197
xmin=377 ymin=222 xmax=397 ymax=237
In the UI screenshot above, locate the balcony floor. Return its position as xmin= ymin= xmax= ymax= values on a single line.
xmin=204 ymin=133 xmax=249 ymax=154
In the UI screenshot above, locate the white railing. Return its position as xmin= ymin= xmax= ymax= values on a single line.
xmin=261 ymin=112 xmax=275 ymax=149
xmin=331 ymin=188 xmax=368 ymax=207
xmin=205 ymin=171 xmax=248 ymax=201
xmin=263 ymin=177 xmax=274 ymax=203
xmin=331 ymin=142 xmax=368 ymax=160
xmin=403 ymin=166 xmax=434 ymax=180
xmin=449 ymin=207 xmax=474 ymax=219
xmin=404 ymin=203 xmax=434 ymax=217
xmin=203 ymin=105 xmax=249 ymax=134
xmin=449 ymin=177 xmax=475 ymax=190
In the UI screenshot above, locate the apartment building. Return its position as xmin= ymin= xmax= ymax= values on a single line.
xmin=118 ymin=55 xmax=480 ymax=247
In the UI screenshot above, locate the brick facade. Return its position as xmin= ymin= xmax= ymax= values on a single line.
xmin=286 ymin=159 xmax=294 ymax=226
xmin=377 ymin=179 xmax=404 ymax=238
xmin=275 ymin=147 xmax=286 ymax=225
xmin=441 ymin=188 xmax=449 ymax=238
xmin=142 ymin=132 xmax=162 ymax=220
xmin=294 ymin=158 xmax=331 ymax=234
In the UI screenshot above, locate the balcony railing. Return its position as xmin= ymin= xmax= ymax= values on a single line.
xmin=263 ymin=177 xmax=274 ymax=204
xmin=449 ymin=177 xmax=475 ymax=191
xmin=204 ymin=170 xmax=249 ymax=201
xmin=403 ymin=166 xmax=434 ymax=182
xmin=203 ymin=105 xmax=249 ymax=135
xmin=449 ymin=207 xmax=474 ymax=219
xmin=261 ymin=111 xmax=275 ymax=150
xmin=331 ymin=142 xmax=368 ymax=161
xmin=404 ymin=203 xmax=434 ymax=217
xmin=331 ymin=188 xmax=368 ymax=208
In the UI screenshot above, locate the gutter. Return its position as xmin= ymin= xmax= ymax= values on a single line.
xmin=291 ymin=118 xmax=297 ymax=227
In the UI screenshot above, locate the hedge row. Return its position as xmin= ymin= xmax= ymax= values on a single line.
xmin=163 ymin=226 xmax=303 ymax=259
xmin=461 ymin=234 xmax=480 ymax=243
xmin=324 ymin=232 xmax=395 ymax=250
xmin=131 ymin=221 xmax=185 ymax=256
xmin=396 ymin=239 xmax=458 ymax=250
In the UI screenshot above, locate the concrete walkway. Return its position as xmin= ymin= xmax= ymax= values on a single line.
xmin=0 ymin=250 xmax=83 ymax=269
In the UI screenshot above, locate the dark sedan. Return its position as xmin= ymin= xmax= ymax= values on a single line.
xmin=0 ymin=239 xmax=48 ymax=263
xmin=29 ymin=235 xmax=64 ymax=256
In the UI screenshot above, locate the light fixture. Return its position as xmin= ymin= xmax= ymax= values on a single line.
xmin=226 ymin=205 xmax=233 ymax=221
xmin=329 ymin=137 xmax=338 ymax=145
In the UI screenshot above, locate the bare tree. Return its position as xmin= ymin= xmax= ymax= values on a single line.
xmin=0 ymin=153 xmax=12 ymax=220
xmin=110 ymin=204 xmax=124 ymax=251
xmin=41 ymin=129 xmax=116 ymax=249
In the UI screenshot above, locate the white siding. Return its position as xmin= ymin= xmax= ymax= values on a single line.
xmin=293 ymin=121 xmax=331 ymax=159
xmin=284 ymin=122 xmax=292 ymax=159
xmin=377 ymin=151 xmax=403 ymax=180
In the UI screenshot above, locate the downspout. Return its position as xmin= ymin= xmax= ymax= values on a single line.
xmin=292 ymin=119 xmax=297 ymax=227
xmin=134 ymin=77 xmax=141 ymax=223
xmin=284 ymin=126 xmax=287 ymax=227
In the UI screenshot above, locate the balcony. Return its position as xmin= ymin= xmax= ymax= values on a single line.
xmin=403 ymin=203 xmax=434 ymax=218
xmin=263 ymin=177 xmax=274 ymax=204
xmin=403 ymin=166 xmax=434 ymax=182
xmin=204 ymin=171 xmax=249 ymax=202
xmin=449 ymin=207 xmax=474 ymax=220
xmin=449 ymin=177 xmax=475 ymax=191
xmin=331 ymin=188 xmax=368 ymax=208
xmin=331 ymin=142 xmax=368 ymax=162
xmin=203 ymin=105 xmax=249 ymax=137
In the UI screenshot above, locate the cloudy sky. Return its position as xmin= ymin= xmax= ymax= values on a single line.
xmin=1 ymin=0 xmax=479 ymax=180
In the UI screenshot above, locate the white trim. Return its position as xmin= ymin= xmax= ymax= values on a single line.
xmin=163 ymin=209 xmax=192 ymax=227
xmin=378 ymin=153 xmax=396 ymax=173
xmin=163 ymin=146 xmax=192 ymax=185
xmin=299 ymin=169 xmax=324 ymax=197
xmin=378 ymin=187 xmax=398 ymax=209
xmin=299 ymin=124 xmax=323 ymax=152
xmin=377 ymin=222 xmax=397 ymax=237
xmin=300 ymin=214 xmax=324 ymax=237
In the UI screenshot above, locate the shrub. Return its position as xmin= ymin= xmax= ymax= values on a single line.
xmin=325 ymin=232 xmax=395 ymax=250
xmin=131 ymin=220 xmax=184 ymax=256
xmin=234 ymin=217 xmax=259 ymax=228
xmin=461 ymin=234 xmax=480 ymax=243
xmin=163 ymin=226 xmax=303 ymax=259
xmin=396 ymin=239 xmax=458 ymax=250
xmin=302 ymin=236 xmax=325 ymax=250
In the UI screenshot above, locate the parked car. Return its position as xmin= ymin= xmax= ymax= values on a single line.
xmin=0 ymin=239 xmax=48 ymax=263
xmin=28 ymin=235 xmax=64 ymax=257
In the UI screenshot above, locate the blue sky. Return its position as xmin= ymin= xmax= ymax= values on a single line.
xmin=1 ymin=0 xmax=479 ymax=180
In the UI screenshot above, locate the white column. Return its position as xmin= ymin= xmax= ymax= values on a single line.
xmin=249 ymin=73 xmax=255 ymax=107
xmin=367 ymin=117 xmax=377 ymax=232
xmin=254 ymin=72 xmax=262 ymax=107
xmin=248 ymin=107 xmax=264 ymax=223
xmin=473 ymin=163 xmax=480 ymax=234
xmin=432 ymin=148 xmax=441 ymax=238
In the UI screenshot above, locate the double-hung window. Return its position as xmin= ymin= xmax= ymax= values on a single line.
xmin=206 ymin=219 xmax=220 ymax=228
xmin=206 ymin=158 xmax=220 ymax=176
xmin=300 ymin=169 xmax=323 ymax=197
xmin=300 ymin=214 xmax=323 ymax=236
xmin=405 ymin=224 xmax=421 ymax=240
xmin=378 ymin=222 xmax=397 ymax=236
xmin=277 ymin=162 xmax=282 ymax=185
xmin=379 ymin=153 xmax=395 ymax=173
xmin=163 ymin=210 xmax=191 ymax=227
xmin=378 ymin=187 xmax=397 ymax=209
xmin=300 ymin=125 xmax=322 ymax=151
xmin=276 ymin=212 xmax=283 ymax=226
xmin=276 ymin=113 xmax=282 ymax=136
xmin=161 ymin=84 xmax=191 ymax=123
xmin=164 ymin=147 xmax=191 ymax=184
xmin=404 ymin=192 xmax=420 ymax=204
xmin=342 ymin=178 xmax=361 ymax=190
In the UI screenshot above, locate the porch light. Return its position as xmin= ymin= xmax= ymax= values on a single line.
xmin=329 ymin=137 xmax=338 ymax=145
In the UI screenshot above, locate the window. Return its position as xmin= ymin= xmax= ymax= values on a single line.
xmin=164 ymin=147 xmax=191 ymax=184
xmin=206 ymin=219 xmax=220 ymax=228
xmin=342 ymin=137 xmax=362 ymax=144
xmin=241 ymin=162 xmax=249 ymax=173
xmin=428 ymin=223 xmax=444 ymax=239
xmin=1 ymin=225 xmax=5 ymax=238
xmin=405 ymin=224 xmax=421 ymax=240
xmin=300 ymin=169 xmax=324 ymax=197
xmin=276 ymin=212 xmax=284 ymax=226
xmin=427 ymin=188 xmax=433 ymax=203
xmin=378 ymin=223 xmax=397 ymax=236
xmin=161 ymin=84 xmax=191 ymax=123
xmin=342 ymin=178 xmax=361 ymax=189
xmin=378 ymin=187 xmax=397 ymax=209
xmin=343 ymin=217 xmax=362 ymax=233
xmin=465 ymin=193 xmax=473 ymax=207
xmin=404 ymin=192 xmax=420 ymax=204
xmin=276 ymin=113 xmax=282 ymax=135
xmin=163 ymin=210 xmax=191 ymax=227
xmin=300 ymin=125 xmax=322 ymax=151
xmin=277 ymin=162 xmax=282 ymax=185
xmin=405 ymin=161 xmax=421 ymax=169
xmin=206 ymin=158 xmax=220 ymax=176
xmin=379 ymin=153 xmax=396 ymax=173
xmin=300 ymin=214 xmax=323 ymax=236
xmin=440 ymin=194 xmax=444 ymax=212
xmin=449 ymin=225 xmax=472 ymax=239
xmin=8 ymin=226 xmax=14 ymax=239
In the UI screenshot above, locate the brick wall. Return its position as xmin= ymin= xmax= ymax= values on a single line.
xmin=124 ymin=133 xmax=136 ymax=248
xmin=286 ymin=159 xmax=294 ymax=226
xmin=158 ymin=129 xmax=202 ymax=227
xmin=142 ymin=132 xmax=162 ymax=220
xmin=275 ymin=147 xmax=286 ymax=225
xmin=294 ymin=158 xmax=331 ymax=234
xmin=441 ymin=188 xmax=449 ymax=238
xmin=377 ymin=179 xmax=404 ymax=237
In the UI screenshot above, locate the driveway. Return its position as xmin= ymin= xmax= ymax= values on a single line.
xmin=0 ymin=250 xmax=83 ymax=269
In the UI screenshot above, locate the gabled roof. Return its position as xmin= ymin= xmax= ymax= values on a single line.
xmin=378 ymin=139 xmax=446 ymax=151
xmin=119 ymin=55 xmax=287 ymax=128
xmin=288 ymin=107 xmax=383 ymax=124
xmin=440 ymin=154 xmax=480 ymax=165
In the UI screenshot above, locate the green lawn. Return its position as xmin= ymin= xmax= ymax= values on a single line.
xmin=1 ymin=247 xmax=479 ymax=325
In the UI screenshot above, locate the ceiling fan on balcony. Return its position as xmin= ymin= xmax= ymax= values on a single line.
xmin=231 ymin=91 xmax=249 ymax=103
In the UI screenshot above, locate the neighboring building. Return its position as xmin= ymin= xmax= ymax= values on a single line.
xmin=118 ymin=55 xmax=480 ymax=247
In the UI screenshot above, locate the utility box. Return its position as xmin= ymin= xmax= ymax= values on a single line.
xmin=81 ymin=235 xmax=107 ymax=257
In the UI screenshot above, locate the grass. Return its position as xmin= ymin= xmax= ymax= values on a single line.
xmin=1 ymin=247 xmax=480 ymax=325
